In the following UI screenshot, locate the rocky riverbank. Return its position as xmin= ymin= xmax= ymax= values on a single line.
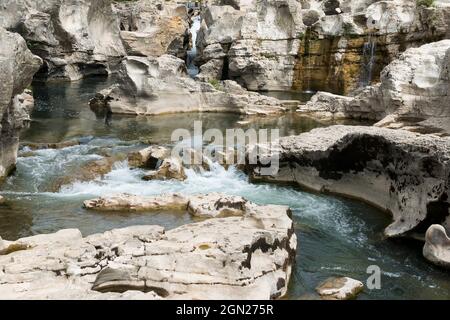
xmin=0 ymin=193 xmax=296 ymax=299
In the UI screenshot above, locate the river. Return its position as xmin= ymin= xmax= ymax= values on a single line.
xmin=0 ymin=77 xmax=448 ymax=300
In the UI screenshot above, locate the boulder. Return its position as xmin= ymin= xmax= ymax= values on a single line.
xmin=246 ymin=125 xmax=450 ymax=238
xmin=0 ymin=28 xmax=42 ymax=180
xmin=316 ymin=277 xmax=364 ymax=300
xmin=128 ymin=146 xmax=171 ymax=169
xmin=1 ymin=194 xmax=296 ymax=299
xmin=423 ymin=224 xmax=450 ymax=269
xmin=89 ymin=54 xmax=286 ymax=116
xmin=0 ymin=0 xmax=125 ymax=81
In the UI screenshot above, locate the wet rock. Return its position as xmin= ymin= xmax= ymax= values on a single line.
xmin=89 ymin=54 xmax=286 ymax=116
xmin=0 ymin=196 xmax=4 ymax=205
xmin=128 ymin=146 xmax=171 ymax=169
xmin=1 ymin=196 xmax=296 ymax=299
xmin=247 ymin=125 xmax=450 ymax=238
xmin=142 ymin=157 xmax=187 ymax=181
xmin=0 ymin=28 xmax=42 ymax=180
xmin=300 ymin=40 xmax=450 ymax=134
xmin=51 ymin=156 xmax=119 ymax=191
xmin=197 ymin=1 xmax=450 ymax=93
xmin=316 ymin=277 xmax=364 ymax=300
xmin=0 ymin=0 xmax=125 ymax=81
xmin=423 ymin=224 xmax=450 ymax=269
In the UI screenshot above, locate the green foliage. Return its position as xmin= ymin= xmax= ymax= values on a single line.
xmin=417 ymin=0 xmax=435 ymax=7
xmin=208 ymin=79 xmax=221 ymax=91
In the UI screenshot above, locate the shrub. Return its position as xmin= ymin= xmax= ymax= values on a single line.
xmin=417 ymin=0 xmax=435 ymax=7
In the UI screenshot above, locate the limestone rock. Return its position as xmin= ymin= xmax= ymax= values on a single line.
xmin=423 ymin=224 xmax=450 ymax=269
xmin=316 ymin=277 xmax=364 ymax=300
xmin=0 ymin=0 xmax=125 ymax=81
xmin=1 ymin=195 xmax=296 ymax=299
xmin=115 ymin=0 xmax=190 ymax=59
xmin=0 ymin=28 xmax=42 ymax=180
xmin=187 ymin=193 xmax=247 ymax=218
xmin=128 ymin=146 xmax=171 ymax=169
xmin=142 ymin=157 xmax=187 ymax=181
xmin=247 ymin=125 xmax=450 ymax=238
xmin=300 ymin=40 xmax=450 ymax=134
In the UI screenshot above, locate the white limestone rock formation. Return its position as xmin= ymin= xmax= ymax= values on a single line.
xmin=1 ymin=194 xmax=297 ymax=299
xmin=246 ymin=125 xmax=450 ymax=238
xmin=114 ymin=0 xmax=190 ymax=59
xmin=89 ymin=54 xmax=286 ymax=116
xmin=0 ymin=0 xmax=125 ymax=81
xmin=300 ymin=40 xmax=450 ymax=135
xmin=197 ymin=0 xmax=450 ymax=93
xmin=0 ymin=27 xmax=42 ymax=180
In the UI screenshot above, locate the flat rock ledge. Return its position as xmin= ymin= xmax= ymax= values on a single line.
xmin=0 ymin=193 xmax=296 ymax=299
xmin=247 ymin=125 xmax=450 ymax=239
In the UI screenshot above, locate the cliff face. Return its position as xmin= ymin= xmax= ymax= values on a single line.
xmin=114 ymin=0 xmax=190 ymax=60
xmin=196 ymin=0 xmax=450 ymax=94
xmin=0 ymin=28 xmax=42 ymax=179
xmin=0 ymin=0 xmax=125 ymax=81
xmin=299 ymin=40 xmax=450 ymax=135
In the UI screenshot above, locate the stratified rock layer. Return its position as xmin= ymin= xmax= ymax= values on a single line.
xmin=0 ymin=193 xmax=296 ymax=299
xmin=0 ymin=27 xmax=42 ymax=180
xmin=247 ymin=125 xmax=450 ymax=238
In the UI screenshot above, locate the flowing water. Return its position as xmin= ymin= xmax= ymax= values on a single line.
xmin=359 ymin=34 xmax=376 ymax=88
xmin=186 ymin=15 xmax=201 ymax=77
xmin=0 ymin=78 xmax=449 ymax=300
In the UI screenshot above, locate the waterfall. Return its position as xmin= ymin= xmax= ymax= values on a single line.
xmin=359 ymin=34 xmax=376 ymax=88
xmin=186 ymin=15 xmax=201 ymax=78
xmin=304 ymin=26 xmax=314 ymax=94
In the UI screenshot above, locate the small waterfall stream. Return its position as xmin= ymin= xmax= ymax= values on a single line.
xmin=186 ymin=14 xmax=201 ymax=77
xmin=303 ymin=26 xmax=315 ymax=94
xmin=359 ymin=34 xmax=376 ymax=88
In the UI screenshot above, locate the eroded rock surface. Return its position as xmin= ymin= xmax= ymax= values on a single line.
xmin=1 ymin=194 xmax=296 ymax=299
xmin=423 ymin=224 xmax=450 ymax=269
xmin=299 ymin=40 xmax=450 ymax=135
xmin=0 ymin=0 xmax=125 ymax=81
xmin=89 ymin=54 xmax=286 ymax=115
xmin=247 ymin=125 xmax=450 ymax=238
xmin=0 ymin=28 xmax=42 ymax=180
xmin=316 ymin=277 xmax=364 ymax=300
